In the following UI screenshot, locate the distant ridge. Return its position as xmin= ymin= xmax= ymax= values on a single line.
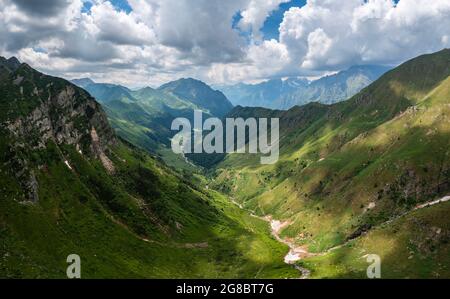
xmin=71 ymin=76 xmax=234 ymax=169
xmin=218 ymin=65 xmax=391 ymax=109
xmin=159 ymin=77 xmax=234 ymax=117
xmin=71 ymin=77 xmax=95 ymax=88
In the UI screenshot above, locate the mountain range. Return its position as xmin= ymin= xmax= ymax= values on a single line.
xmin=71 ymin=77 xmax=233 ymax=170
xmin=218 ymin=65 xmax=390 ymax=110
xmin=213 ymin=49 xmax=450 ymax=278
xmin=0 ymin=56 xmax=295 ymax=278
xmin=73 ymin=66 xmax=389 ymax=168
xmin=1 ymin=49 xmax=450 ymax=278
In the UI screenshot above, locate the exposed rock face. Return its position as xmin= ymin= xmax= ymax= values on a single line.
xmin=0 ymin=57 xmax=116 ymax=202
xmin=5 ymin=84 xmax=115 ymax=152
xmin=90 ymin=127 xmax=115 ymax=174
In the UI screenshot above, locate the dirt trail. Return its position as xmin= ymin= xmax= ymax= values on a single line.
xmin=229 ymin=195 xmax=450 ymax=279
xmin=324 ymin=194 xmax=450 ymax=253
xmin=414 ymin=195 xmax=450 ymax=210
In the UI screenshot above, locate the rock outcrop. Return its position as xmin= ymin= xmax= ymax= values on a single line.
xmin=0 ymin=57 xmax=116 ymax=202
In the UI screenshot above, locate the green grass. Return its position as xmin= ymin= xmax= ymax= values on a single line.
xmin=299 ymin=202 xmax=450 ymax=279
xmin=0 ymin=141 xmax=297 ymax=278
xmin=211 ymin=50 xmax=450 ymax=278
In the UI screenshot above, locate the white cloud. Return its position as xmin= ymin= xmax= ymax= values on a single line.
xmin=88 ymin=1 xmax=155 ymax=46
xmin=302 ymin=28 xmax=333 ymax=69
xmin=139 ymin=0 xmax=248 ymax=64
xmin=0 ymin=0 xmax=83 ymax=51
xmin=238 ymin=0 xmax=290 ymax=39
xmin=208 ymin=39 xmax=290 ymax=84
xmin=278 ymin=0 xmax=450 ymax=71
xmin=1 ymin=0 xmax=450 ymax=86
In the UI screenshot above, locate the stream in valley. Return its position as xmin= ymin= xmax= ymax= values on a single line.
xmin=230 ymin=198 xmax=311 ymax=279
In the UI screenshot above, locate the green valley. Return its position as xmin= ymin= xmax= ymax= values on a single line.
xmin=72 ymin=78 xmax=233 ymax=171
xmin=1 ymin=0 xmax=450 ymax=284
xmin=212 ymin=49 xmax=450 ymax=278
xmin=0 ymin=57 xmax=296 ymax=278
xmin=1 ymin=48 xmax=450 ymax=279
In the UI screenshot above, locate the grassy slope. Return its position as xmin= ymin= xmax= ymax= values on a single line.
xmin=101 ymin=89 xmax=199 ymax=172
xmin=212 ymin=50 xmax=450 ymax=278
xmin=301 ymin=201 xmax=450 ymax=279
xmin=0 ymin=59 xmax=297 ymax=278
xmin=0 ymin=138 xmax=296 ymax=278
xmin=87 ymin=82 xmax=231 ymax=172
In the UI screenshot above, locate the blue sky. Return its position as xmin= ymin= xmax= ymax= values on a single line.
xmin=106 ymin=0 xmax=132 ymax=12
xmin=261 ymin=0 xmax=306 ymax=40
xmin=89 ymin=0 xmax=307 ymax=41
xmin=83 ymin=0 xmax=132 ymax=13
xmin=2 ymin=0 xmax=449 ymax=87
xmin=83 ymin=0 xmax=401 ymax=43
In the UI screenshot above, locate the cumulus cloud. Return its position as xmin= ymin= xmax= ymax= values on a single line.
xmin=11 ymin=0 xmax=73 ymax=17
xmin=208 ymin=39 xmax=291 ymax=83
xmin=0 ymin=0 xmax=83 ymax=51
xmin=149 ymin=0 xmax=246 ymax=64
xmin=1 ymin=0 xmax=449 ymax=86
xmin=223 ymin=0 xmax=450 ymax=82
xmin=238 ymin=0 xmax=290 ymax=40
xmin=89 ymin=2 xmax=155 ymax=46
xmin=279 ymin=0 xmax=450 ymax=71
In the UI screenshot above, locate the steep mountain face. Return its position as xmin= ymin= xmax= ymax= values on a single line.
xmin=0 ymin=57 xmax=296 ymax=278
xmin=72 ymin=78 xmax=233 ymax=170
xmin=219 ymin=65 xmax=390 ymax=110
xmin=159 ymin=78 xmax=234 ymax=117
xmin=0 ymin=57 xmax=115 ymax=202
xmin=213 ymin=49 xmax=450 ymax=278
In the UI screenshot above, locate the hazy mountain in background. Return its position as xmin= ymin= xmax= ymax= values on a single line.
xmin=70 ymin=77 xmax=95 ymax=89
xmin=217 ymin=78 xmax=309 ymax=109
xmin=218 ymin=65 xmax=391 ymax=109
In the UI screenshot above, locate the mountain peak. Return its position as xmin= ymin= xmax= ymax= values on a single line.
xmin=71 ymin=78 xmax=96 ymax=88
xmin=180 ymin=77 xmax=204 ymax=83
xmin=7 ymin=56 xmax=21 ymax=66
xmin=159 ymin=77 xmax=233 ymax=117
xmin=162 ymin=77 xmax=209 ymax=89
xmin=139 ymin=86 xmax=157 ymax=92
xmin=0 ymin=56 xmax=22 ymax=72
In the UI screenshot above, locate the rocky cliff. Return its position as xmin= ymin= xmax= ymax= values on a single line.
xmin=0 ymin=57 xmax=116 ymax=202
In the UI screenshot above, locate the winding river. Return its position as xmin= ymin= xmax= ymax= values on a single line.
xmin=230 ymin=198 xmax=311 ymax=279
